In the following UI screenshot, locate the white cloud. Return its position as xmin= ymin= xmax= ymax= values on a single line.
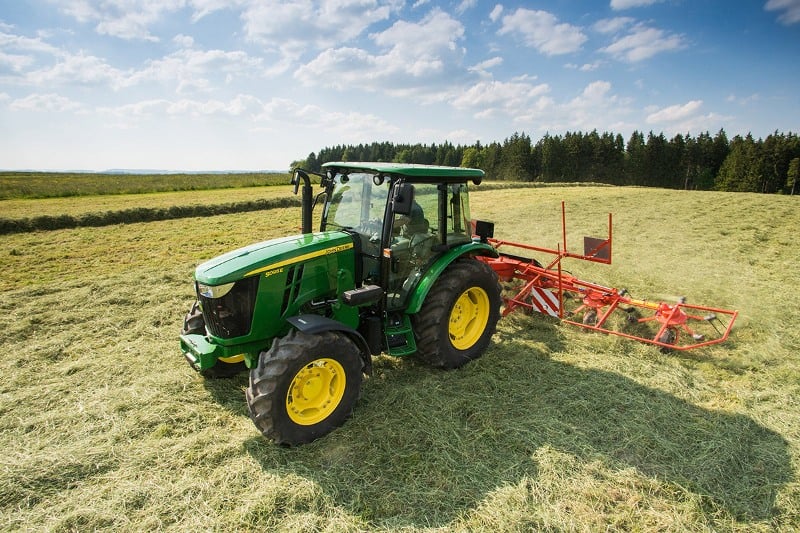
xmin=524 ymin=80 xmax=634 ymax=133
xmin=294 ymin=47 xmax=375 ymax=90
xmin=99 ymin=98 xmax=170 ymax=120
xmin=645 ymin=100 xmax=730 ymax=134
xmin=0 ymin=28 xmax=62 ymax=56
xmin=646 ymin=100 xmax=703 ymax=123
xmin=565 ymin=61 xmax=602 ymax=72
xmin=53 ymin=0 xmax=250 ymax=41
xmin=10 ymin=92 xmax=83 ymax=112
xmin=255 ymin=97 xmax=399 ymax=140
xmin=94 ymin=92 xmax=399 ymax=142
xmin=489 ymin=5 xmax=503 ymax=23
xmin=610 ymin=0 xmax=665 ymax=9
xmin=593 ymin=17 xmax=634 ymax=34
xmin=241 ymin=0 xmax=397 ymax=57
xmin=469 ymin=56 xmax=503 ymax=77
xmin=2 ymin=23 xmax=262 ymax=94
xmin=456 ymin=0 xmax=477 ymax=14
xmin=0 ymin=51 xmax=35 ymax=71
xmin=295 ymin=9 xmax=465 ymax=93
xmin=127 ymin=48 xmax=263 ymax=93
xmin=372 ymin=8 xmax=464 ymax=62
xmin=601 ymin=24 xmax=685 ymax=62
xmin=727 ymin=93 xmax=760 ymax=105
xmin=765 ymin=0 xmax=800 ymax=24
xmin=55 ymin=0 xmax=187 ymax=41
xmin=173 ymin=34 xmax=195 ymax=48
xmin=571 ymin=81 xmax=614 ymax=107
xmin=498 ymin=8 xmax=587 ymax=55
xmin=451 ymin=79 xmax=551 ymax=120
xmin=165 ymin=94 xmax=263 ymax=116
xmin=24 ymin=51 xmax=128 ymax=88
xmin=189 ymin=0 xmax=244 ymax=21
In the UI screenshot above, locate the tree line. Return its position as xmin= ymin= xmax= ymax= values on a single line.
xmin=292 ymin=130 xmax=800 ymax=194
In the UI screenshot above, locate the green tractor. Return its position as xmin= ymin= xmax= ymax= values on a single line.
xmin=180 ymin=162 xmax=501 ymax=444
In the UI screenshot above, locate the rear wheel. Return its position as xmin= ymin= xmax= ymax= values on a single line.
xmin=413 ymin=259 xmax=501 ymax=369
xmin=181 ymin=301 xmax=246 ymax=378
xmin=246 ymin=330 xmax=363 ymax=445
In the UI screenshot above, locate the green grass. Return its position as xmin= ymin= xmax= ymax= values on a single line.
xmin=0 ymin=183 xmax=305 ymax=235
xmin=0 ymin=186 xmax=296 ymax=220
xmin=0 ymin=171 xmax=290 ymax=200
xmin=0 ymin=187 xmax=798 ymax=531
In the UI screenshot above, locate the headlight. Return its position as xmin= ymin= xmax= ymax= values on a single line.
xmin=197 ymin=281 xmax=235 ymax=299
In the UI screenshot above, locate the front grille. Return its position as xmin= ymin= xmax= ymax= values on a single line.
xmin=198 ymin=276 xmax=260 ymax=338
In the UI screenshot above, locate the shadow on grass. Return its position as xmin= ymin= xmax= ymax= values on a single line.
xmin=209 ymin=336 xmax=791 ymax=528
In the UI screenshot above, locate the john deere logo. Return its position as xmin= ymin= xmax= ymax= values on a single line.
xmin=326 ymin=244 xmax=352 ymax=255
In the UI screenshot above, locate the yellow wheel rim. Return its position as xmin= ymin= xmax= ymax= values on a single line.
xmin=449 ymin=286 xmax=490 ymax=350
xmin=286 ymin=358 xmax=346 ymax=426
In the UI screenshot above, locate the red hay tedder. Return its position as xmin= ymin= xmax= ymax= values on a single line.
xmin=475 ymin=203 xmax=738 ymax=352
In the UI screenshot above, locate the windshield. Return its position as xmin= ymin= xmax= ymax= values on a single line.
xmin=325 ymin=172 xmax=391 ymax=236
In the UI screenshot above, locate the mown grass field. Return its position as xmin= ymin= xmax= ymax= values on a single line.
xmin=0 ymin=182 xmax=798 ymax=531
xmin=0 ymin=186 xmax=294 ymax=220
xmin=0 ymin=171 xmax=288 ymax=200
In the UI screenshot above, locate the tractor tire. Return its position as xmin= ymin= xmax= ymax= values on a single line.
xmin=181 ymin=301 xmax=205 ymax=336
xmin=246 ymin=330 xmax=363 ymax=445
xmin=181 ymin=301 xmax=246 ymax=379
xmin=413 ymin=259 xmax=501 ymax=369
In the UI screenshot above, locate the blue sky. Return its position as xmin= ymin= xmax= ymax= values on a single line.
xmin=0 ymin=0 xmax=798 ymax=171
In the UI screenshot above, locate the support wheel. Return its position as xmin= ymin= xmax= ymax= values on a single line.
xmin=413 ymin=259 xmax=501 ymax=369
xmin=181 ymin=301 xmax=246 ymax=379
xmin=657 ymin=328 xmax=677 ymax=353
xmin=246 ymin=330 xmax=363 ymax=445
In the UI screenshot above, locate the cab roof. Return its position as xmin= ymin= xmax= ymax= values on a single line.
xmin=321 ymin=161 xmax=484 ymax=184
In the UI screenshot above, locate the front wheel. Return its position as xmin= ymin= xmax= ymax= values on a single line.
xmin=413 ymin=259 xmax=501 ymax=369
xmin=246 ymin=330 xmax=363 ymax=445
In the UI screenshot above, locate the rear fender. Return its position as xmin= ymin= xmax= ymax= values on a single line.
xmin=405 ymin=242 xmax=498 ymax=315
xmin=287 ymin=315 xmax=373 ymax=375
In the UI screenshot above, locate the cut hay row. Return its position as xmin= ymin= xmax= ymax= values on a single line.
xmin=0 ymin=197 xmax=300 ymax=235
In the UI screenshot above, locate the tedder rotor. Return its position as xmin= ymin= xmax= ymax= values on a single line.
xmin=475 ymin=202 xmax=737 ymax=352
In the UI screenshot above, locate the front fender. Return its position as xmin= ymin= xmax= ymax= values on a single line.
xmin=287 ymin=315 xmax=373 ymax=375
xmin=405 ymin=242 xmax=498 ymax=315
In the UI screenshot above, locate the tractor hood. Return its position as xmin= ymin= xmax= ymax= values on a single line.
xmin=194 ymin=231 xmax=354 ymax=286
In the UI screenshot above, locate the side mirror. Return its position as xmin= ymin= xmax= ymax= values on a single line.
xmin=292 ymin=169 xmax=310 ymax=195
xmin=392 ymin=183 xmax=414 ymax=215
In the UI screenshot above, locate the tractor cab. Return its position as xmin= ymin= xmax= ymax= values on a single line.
xmin=309 ymin=162 xmax=485 ymax=311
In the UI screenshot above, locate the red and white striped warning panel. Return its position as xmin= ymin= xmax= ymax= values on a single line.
xmin=529 ymin=288 xmax=560 ymax=317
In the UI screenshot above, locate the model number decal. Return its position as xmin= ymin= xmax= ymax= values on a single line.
xmin=263 ymin=267 xmax=284 ymax=278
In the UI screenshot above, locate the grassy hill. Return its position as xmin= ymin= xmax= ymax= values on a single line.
xmin=0 ymin=185 xmax=797 ymax=531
